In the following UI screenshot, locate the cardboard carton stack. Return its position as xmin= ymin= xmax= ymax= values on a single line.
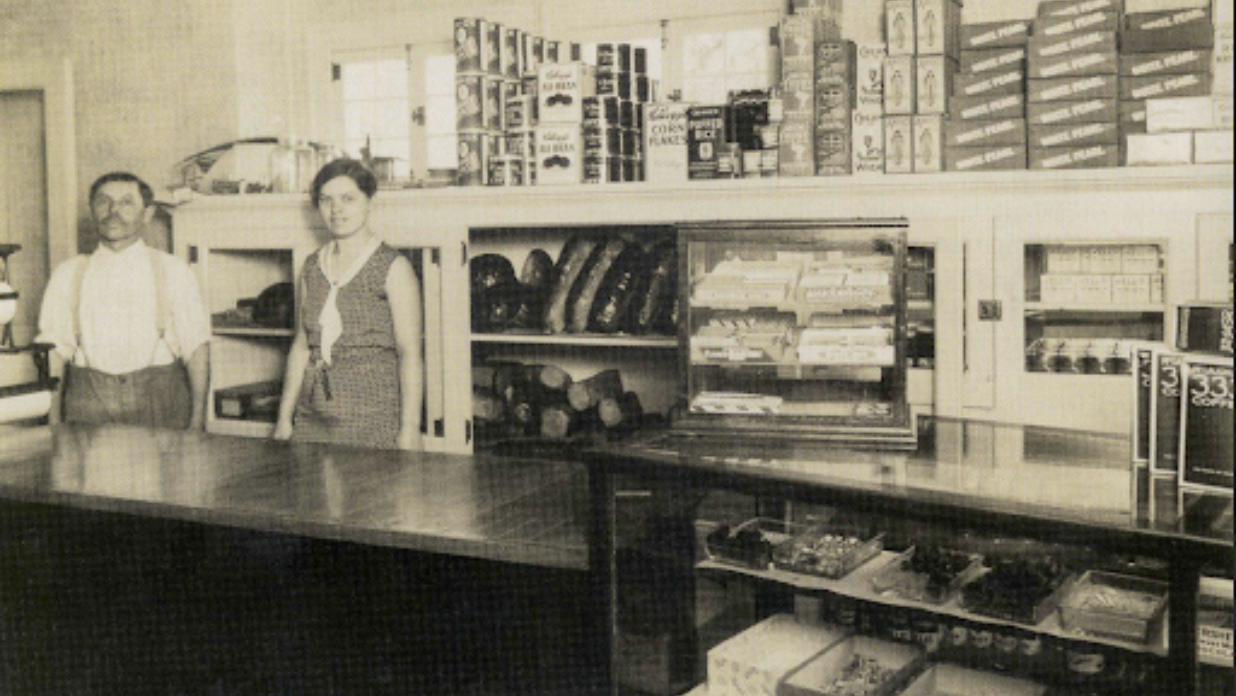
xmin=535 ymin=61 xmax=596 ymax=185
xmin=1025 ymin=0 xmax=1124 ymax=170
xmin=946 ymin=18 xmax=1032 ymax=171
xmin=816 ymin=41 xmax=859 ymax=175
xmin=884 ymin=0 xmax=963 ymax=173
xmin=1123 ymin=1 xmax=1231 ymax=166
xmin=455 ymin=18 xmax=583 ymax=186
xmin=582 ymin=44 xmax=656 ymax=183
xmin=852 ymin=44 xmax=889 ymax=175
xmin=778 ymin=10 xmax=834 ymax=177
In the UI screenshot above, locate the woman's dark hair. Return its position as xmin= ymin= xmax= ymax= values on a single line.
xmin=310 ymin=159 xmax=378 ymax=206
xmin=89 ymin=172 xmax=155 ymax=208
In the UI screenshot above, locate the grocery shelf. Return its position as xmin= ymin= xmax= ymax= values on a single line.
xmin=696 ymin=552 xmax=1170 ymax=658
xmin=207 ymin=419 xmax=276 ymax=438
xmin=471 ymin=332 xmax=677 ymax=348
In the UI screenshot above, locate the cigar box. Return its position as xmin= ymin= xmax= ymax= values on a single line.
xmin=953 ymin=67 xmax=1025 ymax=98
xmin=916 ymin=56 xmax=956 ymax=113
xmin=1029 ymin=121 xmax=1120 ymax=148
xmin=1028 ymin=74 xmax=1119 ymax=102
xmin=913 ymin=114 xmax=944 ymax=171
xmin=945 ymin=117 xmax=1028 ymax=146
xmin=960 ymin=20 xmax=1032 ymax=50
xmin=959 ymin=46 xmax=1027 ymax=74
xmin=885 ymin=115 xmax=915 ymax=172
xmin=1121 ymin=73 xmax=1213 ymax=100
xmin=884 ymin=56 xmax=916 ymax=114
xmin=1119 ymin=48 xmax=1213 ymax=75
xmin=887 ymin=0 xmax=918 ymax=55
xmin=1030 ymin=143 xmax=1122 ymax=168
xmin=944 ymin=144 xmax=1028 ymax=170
xmin=1028 ymin=30 xmax=1118 ymax=64
xmin=1125 ymin=131 xmax=1194 ymax=165
xmin=952 ymin=92 xmax=1027 ymax=120
xmin=1146 ymin=95 xmax=1232 ymax=132
xmin=1033 ymin=10 xmax=1122 ymax=37
xmin=1123 ymin=7 xmax=1215 ymax=53
xmin=1120 ymin=99 xmax=1149 ymax=134
xmin=1037 ymin=0 xmax=1123 ymax=16
xmin=1027 ymin=98 xmax=1118 ymax=125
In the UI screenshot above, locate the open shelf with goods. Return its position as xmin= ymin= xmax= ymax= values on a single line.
xmin=588 ymin=418 xmax=1234 ymax=696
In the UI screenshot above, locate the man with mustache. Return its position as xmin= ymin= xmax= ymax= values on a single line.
xmin=37 ymin=172 xmax=210 ymax=428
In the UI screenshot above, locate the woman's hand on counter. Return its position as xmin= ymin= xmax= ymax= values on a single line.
xmin=272 ymin=420 xmax=294 ymax=441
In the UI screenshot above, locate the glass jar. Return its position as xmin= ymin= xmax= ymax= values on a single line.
xmin=268 ymin=139 xmax=296 ymax=193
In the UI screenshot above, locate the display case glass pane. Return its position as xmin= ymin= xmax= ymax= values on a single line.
xmin=678 ymin=222 xmax=912 ymax=444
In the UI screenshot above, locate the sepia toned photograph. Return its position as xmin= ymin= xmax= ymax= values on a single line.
xmin=0 ymin=0 xmax=1231 ymax=694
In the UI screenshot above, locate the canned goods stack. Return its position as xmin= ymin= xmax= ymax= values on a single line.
xmin=583 ymin=44 xmax=655 ymax=184
xmin=455 ymin=17 xmax=582 ymax=186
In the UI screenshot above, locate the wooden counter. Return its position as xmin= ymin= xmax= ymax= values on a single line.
xmin=0 ymin=424 xmax=589 ymax=571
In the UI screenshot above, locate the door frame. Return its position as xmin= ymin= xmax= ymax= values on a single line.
xmin=1 ymin=57 xmax=77 ymax=267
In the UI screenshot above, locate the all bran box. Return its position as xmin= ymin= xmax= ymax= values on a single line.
xmin=537 ymin=62 xmax=597 ymax=124
xmin=535 ymin=125 xmax=583 ymax=185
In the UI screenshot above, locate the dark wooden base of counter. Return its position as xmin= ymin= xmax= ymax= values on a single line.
xmin=0 ymin=500 xmax=606 ymax=696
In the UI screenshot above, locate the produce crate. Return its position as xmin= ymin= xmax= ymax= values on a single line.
xmin=870 ymin=545 xmax=985 ymax=605
xmin=897 ymin=663 xmax=1047 ymax=696
xmin=1058 ymin=570 xmax=1169 ymax=644
xmin=773 ymin=524 xmax=885 ymax=580
xmin=778 ymin=635 xmax=924 ymax=696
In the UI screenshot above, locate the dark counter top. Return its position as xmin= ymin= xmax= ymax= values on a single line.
xmin=587 ymin=418 xmax=1233 ymax=558
xmin=0 ymin=425 xmax=589 ymax=570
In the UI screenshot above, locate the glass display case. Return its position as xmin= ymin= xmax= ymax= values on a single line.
xmin=587 ymin=418 xmax=1234 ymax=696
xmin=675 ymin=221 xmax=914 ymax=447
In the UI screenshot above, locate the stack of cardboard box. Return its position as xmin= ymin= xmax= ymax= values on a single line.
xmin=1124 ymin=1 xmax=1231 ymax=165
xmin=535 ymin=61 xmax=596 ymax=185
xmin=946 ymin=18 xmax=1032 ymax=171
xmin=777 ymin=8 xmax=841 ymax=177
xmin=1026 ymin=0 xmax=1124 ymax=170
xmin=884 ymin=0 xmax=963 ymax=173
xmin=816 ymin=41 xmax=858 ymax=175
xmin=583 ymin=44 xmax=655 ymax=183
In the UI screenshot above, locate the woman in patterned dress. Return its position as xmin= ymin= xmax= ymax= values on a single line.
xmin=273 ymin=159 xmax=423 ymax=450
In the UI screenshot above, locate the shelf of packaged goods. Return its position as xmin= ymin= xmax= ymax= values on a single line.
xmin=1024 ymin=303 xmax=1166 ymax=314
xmin=693 ymin=301 xmax=895 ymax=317
xmin=212 ymin=326 xmax=296 ymax=338
xmin=690 ymin=360 xmax=896 ymax=370
xmin=470 ymin=332 xmax=677 ymax=348
xmin=694 ymin=552 xmax=1169 ymax=658
xmin=207 ymin=418 xmax=276 ymax=438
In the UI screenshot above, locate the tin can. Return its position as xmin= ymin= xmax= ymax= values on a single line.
xmin=622 ymin=157 xmax=637 ymax=182
xmin=621 ymin=128 xmax=638 ymax=157
xmin=634 ymin=46 xmax=647 ymax=74
xmin=505 ymin=95 xmax=532 ymax=131
xmin=484 ymin=21 xmax=502 ymax=75
xmin=483 ymin=77 xmax=503 ymax=131
xmin=502 ymin=28 xmax=521 ymax=79
xmin=583 ymin=129 xmax=605 ymax=154
xmin=503 ymin=131 xmax=533 ymax=157
xmin=456 ymin=75 xmax=485 ymax=131
xmin=454 ymin=18 xmax=483 ymax=75
xmin=606 ymin=126 xmax=622 ymax=155
xmin=488 ymin=156 xmax=524 ymax=186
xmin=583 ymin=97 xmax=601 ymax=122
xmin=597 ymin=43 xmax=617 ymax=73
xmin=457 ymin=132 xmax=488 ymax=186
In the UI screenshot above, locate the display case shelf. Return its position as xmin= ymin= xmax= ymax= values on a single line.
xmin=695 ymin=554 xmax=1170 ymax=657
xmin=471 ymin=332 xmax=677 ymax=349
xmin=212 ymin=326 xmax=296 ymax=338
xmin=1025 ymin=303 xmax=1166 ymax=314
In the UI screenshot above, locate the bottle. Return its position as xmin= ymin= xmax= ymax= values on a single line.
xmin=268 ymin=138 xmax=295 ymax=193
